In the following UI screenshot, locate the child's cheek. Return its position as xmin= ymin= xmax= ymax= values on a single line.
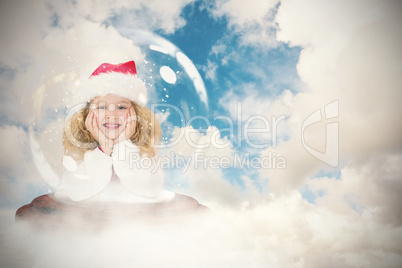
xmin=96 ymin=111 xmax=105 ymax=121
xmin=94 ymin=112 xmax=103 ymax=127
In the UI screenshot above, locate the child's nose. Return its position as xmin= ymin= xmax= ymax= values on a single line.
xmin=106 ymin=104 xmax=126 ymax=120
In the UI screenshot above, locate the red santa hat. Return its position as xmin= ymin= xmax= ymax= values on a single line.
xmin=74 ymin=60 xmax=148 ymax=106
xmin=90 ymin=61 xmax=138 ymax=77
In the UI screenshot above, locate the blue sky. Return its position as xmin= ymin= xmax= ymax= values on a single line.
xmin=149 ymin=1 xmax=306 ymax=199
xmin=0 ymin=0 xmax=401 ymax=267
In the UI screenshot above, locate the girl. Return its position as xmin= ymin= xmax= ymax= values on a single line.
xmin=55 ymin=61 xmax=174 ymax=204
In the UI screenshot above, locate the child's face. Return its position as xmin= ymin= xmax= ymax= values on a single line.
xmin=90 ymin=94 xmax=134 ymax=140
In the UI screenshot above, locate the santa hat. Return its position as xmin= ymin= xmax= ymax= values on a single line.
xmin=74 ymin=61 xmax=148 ymax=106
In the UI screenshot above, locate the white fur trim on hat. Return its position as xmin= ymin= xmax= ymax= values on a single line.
xmin=73 ymin=72 xmax=148 ymax=106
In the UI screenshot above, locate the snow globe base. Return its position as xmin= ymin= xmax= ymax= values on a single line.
xmin=15 ymin=193 xmax=208 ymax=228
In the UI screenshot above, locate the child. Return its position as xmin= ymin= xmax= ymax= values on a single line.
xmin=55 ymin=61 xmax=174 ymax=204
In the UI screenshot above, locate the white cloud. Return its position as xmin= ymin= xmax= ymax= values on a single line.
xmin=212 ymin=0 xmax=278 ymax=25
xmin=307 ymin=153 xmax=402 ymax=226
xmin=216 ymin=0 xmax=402 ymax=191
xmin=0 ymin=126 xmax=44 ymax=205
xmin=93 ymin=0 xmax=196 ymax=34
xmin=3 ymin=189 xmax=402 ymax=267
xmin=219 ymin=87 xmax=272 ymax=120
xmin=0 ymin=126 xmax=27 ymax=177
xmin=213 ymin=3 xmax=402 ymax=264
xmin=208 ymin=0 xmax=279 ymax=48
xmin=275 ymin=0 xmax=402 ymax=156
xmin=161 ymin=126 xmax=258 ymax=207
xmin=202 ymin=59 xmax=219 ymax=82
xmin=40 ymin=0 xmax=194 ymax=34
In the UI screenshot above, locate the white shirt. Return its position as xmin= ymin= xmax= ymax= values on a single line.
xmin=55 ymin=140 xmax=174 ymax=204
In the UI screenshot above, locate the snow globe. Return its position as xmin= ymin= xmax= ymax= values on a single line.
xmin=16 ymin=29 xmax=209 ymax=227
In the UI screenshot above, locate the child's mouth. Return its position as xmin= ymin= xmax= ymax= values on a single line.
xmin=103 ymin=123 xmax=121 ymax=130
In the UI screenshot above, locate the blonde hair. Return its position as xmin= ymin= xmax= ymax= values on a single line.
xmin=63 ymin=100 xmax=161 ymax=160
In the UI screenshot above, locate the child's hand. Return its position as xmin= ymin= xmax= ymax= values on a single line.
xmin=85 ymin=110 xmax=113 ymax=153
xmin=115 ymin=106 xmax=137 ymax=145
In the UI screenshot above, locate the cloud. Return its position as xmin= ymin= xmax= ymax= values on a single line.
xmin=208 ymin=0 xmax=279 ymax=48
xmin=307 ymin=153 xmax=402 ymax=226
xmin=0 ymin=126 xmax=27 ymax=177
xmin=201 ymin=59 xmax=219 ymax=82
xmin=275 ymin=0 xmax=402 ymax=158
xmin=215 ymin=0 xmax=402 ymax=190
xmin=219 ymin=87 xmax=272 ymax=120
xmin=110 ymin=0 xmax=196 ymax=34
xmin=0 ymin=125 xmax=43 ymax=205
xmin=213 ymin=2 xmax=402 ymax=264
xmin=161 ymin=126 xmax=258 ymax=207
xmin=39 ymin=0 xmax=195 ymax=33
xmin=3 ymin=189 xmax=402 ymax=267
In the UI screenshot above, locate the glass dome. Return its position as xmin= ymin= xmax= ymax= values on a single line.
xmin=21 ymin=29 xmax=209 ymax=192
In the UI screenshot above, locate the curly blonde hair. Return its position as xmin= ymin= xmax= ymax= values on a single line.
xmin=63 ymin=100 xmax=161 ymax=160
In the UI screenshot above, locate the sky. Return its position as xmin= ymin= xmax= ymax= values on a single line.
xmin=0 ymin=0 xmax=402 ymax=267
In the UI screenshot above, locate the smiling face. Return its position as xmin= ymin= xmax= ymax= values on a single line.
xmin=89 ymin=94 xmax=135 ymax=140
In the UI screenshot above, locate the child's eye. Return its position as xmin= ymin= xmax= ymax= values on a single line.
xmin=98 ymin=106 xmax=106 ymax=110
xmin=117 ymin=106 xmax=127 ymax=110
